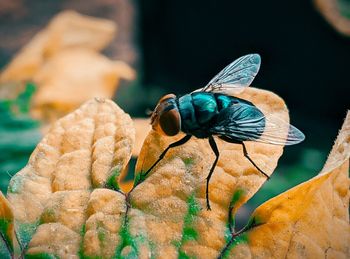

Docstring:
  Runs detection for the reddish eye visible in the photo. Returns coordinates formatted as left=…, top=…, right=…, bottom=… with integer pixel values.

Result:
left=159, top=109, right=181, bottom=136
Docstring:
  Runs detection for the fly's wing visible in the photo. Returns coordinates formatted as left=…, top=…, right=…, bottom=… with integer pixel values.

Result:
left=210, top=104, right=305, bottom=146
left=255, top=114, right=305, bottom=145
left=193, top=54, right=261, bottom=94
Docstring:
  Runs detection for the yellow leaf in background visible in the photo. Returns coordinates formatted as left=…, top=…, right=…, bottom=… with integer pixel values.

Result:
left=31, top=48, right=134, bottom=121
left=0, top=10, right=135, bottom=123
left=226, top=111, right=350, bottom=258
left=43, top=10, right=117, bottom=56
left=314, top=0, right=350, bottom=37
left=0, top=10, right=116, bottom=83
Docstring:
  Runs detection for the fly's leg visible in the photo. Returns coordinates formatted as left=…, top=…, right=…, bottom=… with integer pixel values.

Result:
left=219, top=136, right=270, bottom=179
left=206, top=136, right=220, bottom=210
left=142, top=135, right=192, bottom=178
left=241, top=142, right=270, bottom=179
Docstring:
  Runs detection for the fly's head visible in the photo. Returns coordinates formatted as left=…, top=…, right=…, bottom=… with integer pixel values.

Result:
left=151, top=94, right=181, bottom=136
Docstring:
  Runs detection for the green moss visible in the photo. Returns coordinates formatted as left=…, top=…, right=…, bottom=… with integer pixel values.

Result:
left=80, top=224, right=86, bottom=237
left=183, top=157, right=194, bottom=166
left=221, top=214, right=262, bottom=258
left=25, top=252, right=59, bottom=259
left=0, top=219, right=13, bottom=258
left=133, top=172, right=147, bottom=187
left=0, top=219, right=13, bottom=252
left=114, top=222, right=138, bottom=259
left=114, top=219, right=155, bottom=259
left=78, top=224, right=92, bottom=259
left=7, top=174, right=24, bottom=194
left=16, top=221, right=39, bottom=250
left=182, top=227, right=198, bottom=242
left=222, top=233, right=248, bottom=259
left=97, top=228, right=106, bottom=242
left=105, top=168, right=120, bottom=191
left=16, top=82, right=36, bottom=114
left=178, top=250, right=192, bottom=259
left=1, top=82, right=41, bottom=193
left=228, top=189, right=245, bottom=230
left=230, top=189, right=244, bottom=207
left=40, top=208, right=56, bottom=224
left=219, top=189, right=260, bottom=258
left=0, top=242, right=11, bottom=259
left=175, top=193, right=201, bottom=258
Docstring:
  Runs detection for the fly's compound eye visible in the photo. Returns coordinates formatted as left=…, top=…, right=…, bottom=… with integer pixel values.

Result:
left=159, top=109, right=181, bottom=136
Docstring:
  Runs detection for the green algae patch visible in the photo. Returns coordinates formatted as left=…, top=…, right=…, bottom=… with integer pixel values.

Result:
left=230, top=189, right=245, bottom=208
left=227, top=189, right=245, bottom=232
left=0, top=82, right=40, bottom=194
left=0, top=219, right=13, bottom=252
left=183, top=157, right=194, bottom=167
left=114, top=222, right=138, bottom=258
left=97, top=227, right=107, bottom=242
left=221, top=233, right=249, bottom=259
left=15, top=82, right=36, bottom=114
left=0, top=192, right=14, bottom=258
left=0, top=243, right=11, bottom=259
left=133, top=172, right=147, bottom=187
left=220, top=213, right=263, bottom=258
left=105, top=168, right=121, bottom=191
left=0, top=219, right=13, bottom=258
left=7, top=174, right=25, bottom=194
left=25, top=252, right=59, bottom=259
left=78, top=224, right=89, bottom=259
left=16, top=221, right=39, bottom=250
left=178, top=250, right=193, bottom=259
left=174, top=193, right=201, bottom=257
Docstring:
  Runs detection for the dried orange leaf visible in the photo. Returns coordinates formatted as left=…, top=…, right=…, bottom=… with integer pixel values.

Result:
left=0, top=10, right=116, bottom=83
left=226, top=111, right=350, bottom=258
left=131, top=87, right=290, bottom=257
left=0, top=11, right=136, bottom=123
left=6, top=98, right=134, bottom=257
left=7, top=90, right=345, bottom=258
left=31, top=49, right=133, bottom=121
left=132, top=118, right=151, bottom=157
left=43, top=10, right=116, bottom=56
left=314, top=0, right=350, bottom=37
left=0, top=192, right=15, bottom=258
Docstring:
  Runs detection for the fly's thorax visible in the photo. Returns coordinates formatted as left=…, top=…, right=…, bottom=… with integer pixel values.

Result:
left=178, top=94, right=198, bottom=132
left=151, top=94, right=181, bottom=136
left=178, top=93, right=219, bottom=138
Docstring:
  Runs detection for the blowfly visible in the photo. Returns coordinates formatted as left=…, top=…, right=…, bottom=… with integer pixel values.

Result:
left=145, top=54, right=305, bottom=210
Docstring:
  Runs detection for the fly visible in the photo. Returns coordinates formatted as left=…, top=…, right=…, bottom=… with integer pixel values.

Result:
left=144, top=54, right=305, bottom=210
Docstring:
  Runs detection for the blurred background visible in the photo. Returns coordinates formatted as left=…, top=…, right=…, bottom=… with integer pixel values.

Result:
left=0, top=0, right=349, bottom=224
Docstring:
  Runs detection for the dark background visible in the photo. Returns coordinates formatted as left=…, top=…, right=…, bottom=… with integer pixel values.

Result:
left=138, top=0, right=349, bottom=151
left=135, top=0, right=350, bottom=223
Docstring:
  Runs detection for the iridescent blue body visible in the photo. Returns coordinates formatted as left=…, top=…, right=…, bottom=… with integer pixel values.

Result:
left=146, top=54, right=305, bottom=210
left=177, top=92, right=266, bottom=140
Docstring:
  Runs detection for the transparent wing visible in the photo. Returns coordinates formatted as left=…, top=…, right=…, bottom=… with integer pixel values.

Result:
left=254, top=115, right=305, bottom=145
left=193, top=53, right=261, bottom=94
left=210, top=104, right=305, bottom=146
